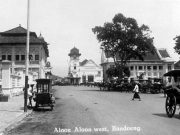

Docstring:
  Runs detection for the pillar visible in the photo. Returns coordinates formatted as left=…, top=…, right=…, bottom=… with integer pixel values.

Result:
left=2, top=60, right=12, bottom=96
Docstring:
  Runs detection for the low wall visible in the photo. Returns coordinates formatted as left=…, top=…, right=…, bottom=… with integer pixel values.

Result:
left=2, top=87, right=23, bottom=97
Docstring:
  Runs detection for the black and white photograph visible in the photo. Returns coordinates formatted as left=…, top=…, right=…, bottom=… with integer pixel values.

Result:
left=0, top=0, right=180, bottom=135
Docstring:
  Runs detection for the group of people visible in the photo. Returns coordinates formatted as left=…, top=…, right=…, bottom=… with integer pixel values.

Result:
left=132, top=76, right=180, bottom=101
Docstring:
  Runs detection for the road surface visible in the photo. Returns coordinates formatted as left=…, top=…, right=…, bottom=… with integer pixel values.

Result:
left=4, top=86, right=180, bottom=135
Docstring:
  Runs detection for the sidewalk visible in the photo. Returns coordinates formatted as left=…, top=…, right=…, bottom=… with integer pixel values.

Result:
left=0, top=94, right=32, bottom=134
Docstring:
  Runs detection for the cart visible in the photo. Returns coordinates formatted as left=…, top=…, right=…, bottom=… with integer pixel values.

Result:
left=34, top=79, right=54, bottom=110
left=164, top=70, right=180, bottom=117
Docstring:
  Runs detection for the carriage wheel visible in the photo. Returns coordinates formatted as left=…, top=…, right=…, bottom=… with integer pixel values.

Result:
left=165, top=94, right=176, bottom=118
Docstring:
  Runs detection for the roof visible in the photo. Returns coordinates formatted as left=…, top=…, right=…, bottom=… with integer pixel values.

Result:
left=130, top=50, right=161, bottom=61
left=79, top=59, right=88, bottom=66
left=79, top=59, right=100, bottom=67
left=0, top=25, right=49, bottom=57
left=0, top=25, right=37, bottom=37
left=105, top=49, right=162, bottom=62
left=0, top=36, right=47, bottom=44
left=68, top=47, right=81, bottom=57
left=158, top=49, right=170, bottom=58
left=3, top=25, right=27, bottom=33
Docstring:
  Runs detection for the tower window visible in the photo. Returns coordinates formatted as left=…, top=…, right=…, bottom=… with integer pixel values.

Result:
left=74, top=66, right=76, bottom=70
left=16, top=55, right=20, bottom=61
left=8, top=55, right=12, bottom=61
left=21, top=55, right=25, bottom=61
left=35, top=55, right=39, bottom=61
left=2, top=55, right=6, bottom=60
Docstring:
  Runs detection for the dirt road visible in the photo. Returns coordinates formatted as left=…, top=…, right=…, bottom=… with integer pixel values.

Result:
left=5, top=86, right=180, bottom=135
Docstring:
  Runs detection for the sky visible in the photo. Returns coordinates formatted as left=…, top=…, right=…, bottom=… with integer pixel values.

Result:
left=0, top=0, right=180, bottom=77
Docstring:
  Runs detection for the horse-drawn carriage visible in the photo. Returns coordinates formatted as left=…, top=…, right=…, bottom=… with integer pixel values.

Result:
left=33, top=79, right=55, bottom=110
left=164, top=70, right=180, bottom=117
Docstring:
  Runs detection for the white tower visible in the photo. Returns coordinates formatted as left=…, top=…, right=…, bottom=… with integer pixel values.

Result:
left=68, top=47, right=81, bottom=84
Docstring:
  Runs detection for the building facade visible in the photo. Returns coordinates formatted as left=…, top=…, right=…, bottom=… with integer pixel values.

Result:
left=0, top=25, right=50, bottom=96
left=101, top=48, right=175, bottom=81
left=68, top=47, right=102, bottom=84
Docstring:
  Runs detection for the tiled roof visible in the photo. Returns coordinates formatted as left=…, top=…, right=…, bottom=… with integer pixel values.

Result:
left=105, top=49, right=161, bottom=62
left=158, top=49, right=170, bottom=58
left=68, top=47, right=81, bottom=56
left=2, top=25, right=28, bottom=34
left=0, top=25, right=49, bottom=57
left=0, top=25, right=37, bottom=36
left=130, top=50, right=161, bottom=61
left=0, top=26, right=46, bottom=44
left=0, top=35, right=47, bottom=44
left=80, top=59, right=100, bottom=67
left=79, top=59, right=88, bottom=66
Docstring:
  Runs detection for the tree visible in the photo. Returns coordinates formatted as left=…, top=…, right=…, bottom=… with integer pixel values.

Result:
left=106, top=66, right=130, bottom=81
left=106, top=66, right=118, bottom=78
left=174, top=35, right=180, bottom=54
left=92, top=13, right=155, bottom=79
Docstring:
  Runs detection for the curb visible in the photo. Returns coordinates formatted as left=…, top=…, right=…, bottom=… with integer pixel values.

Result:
left=0, top=110, right=33, bottom=135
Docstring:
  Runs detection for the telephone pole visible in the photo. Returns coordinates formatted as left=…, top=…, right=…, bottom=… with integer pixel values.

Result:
left=24, top=0, right=30, bottom=112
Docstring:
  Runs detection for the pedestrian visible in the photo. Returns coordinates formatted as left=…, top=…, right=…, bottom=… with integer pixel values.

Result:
left=171, top=77, right=180, bottom=92
left=164, top=77, right=171, bottom=97
left=132, top=82, right=141, bottom=101
left=27, top=84, right=33, bottom=108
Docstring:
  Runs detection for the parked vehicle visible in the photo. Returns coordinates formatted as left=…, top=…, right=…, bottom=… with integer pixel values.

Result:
left=33, top=79, right=55, bottom=110
left=164, top=70, right=180, bottom=117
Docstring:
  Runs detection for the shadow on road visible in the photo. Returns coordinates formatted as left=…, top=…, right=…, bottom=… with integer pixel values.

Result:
left=153, top=113, right=180, bottom=120
left=33, top=107, right=53, bottom=112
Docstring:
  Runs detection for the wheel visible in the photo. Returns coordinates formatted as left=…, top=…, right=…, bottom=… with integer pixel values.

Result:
left=165, top=94, right=176, bottom=118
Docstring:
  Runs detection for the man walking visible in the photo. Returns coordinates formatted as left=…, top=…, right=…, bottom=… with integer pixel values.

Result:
left=132, top=82, right=141, bottom=101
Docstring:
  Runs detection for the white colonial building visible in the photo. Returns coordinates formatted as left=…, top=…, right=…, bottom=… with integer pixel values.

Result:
left=101, top=47, right=175, bottom=81
left=68, top=47, right=102, bottom=84
left=0, top=25, right=50, bottom=96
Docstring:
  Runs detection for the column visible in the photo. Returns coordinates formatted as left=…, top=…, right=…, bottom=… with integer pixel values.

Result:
left=2, top=60, right=12, bottom=97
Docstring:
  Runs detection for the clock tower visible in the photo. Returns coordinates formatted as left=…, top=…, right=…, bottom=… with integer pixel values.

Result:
left=68, top=47, right=81, bottom=84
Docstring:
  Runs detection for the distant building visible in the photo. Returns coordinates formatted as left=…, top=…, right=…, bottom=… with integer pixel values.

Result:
left=67, top=47, right=102, bottom=84
left=101, top=48, right=175, bottom=81
left=0, top=25, right=50, bottom=96
left=174, top=60, right=180, bottom=69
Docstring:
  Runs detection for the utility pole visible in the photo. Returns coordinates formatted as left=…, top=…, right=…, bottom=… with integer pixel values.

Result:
left=24, top=0, right=30, bottom=112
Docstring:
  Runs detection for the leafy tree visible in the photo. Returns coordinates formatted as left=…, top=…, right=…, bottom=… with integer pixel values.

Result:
left=92, top=13, right=155, bottom=79
left=174, top=35, right=180, bottom=54
left=106, top=66, right=118, bottom=78
left=106, top=66, right=130, bottom=78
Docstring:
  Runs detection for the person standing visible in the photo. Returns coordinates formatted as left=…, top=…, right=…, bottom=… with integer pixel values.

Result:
left=27, top=84, right=33, bottom=108
left=164, top=77, right=172, bottom=97
left=171, top=77, right=180, bottom=92
left=132, top=82, right=141, bottom=101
